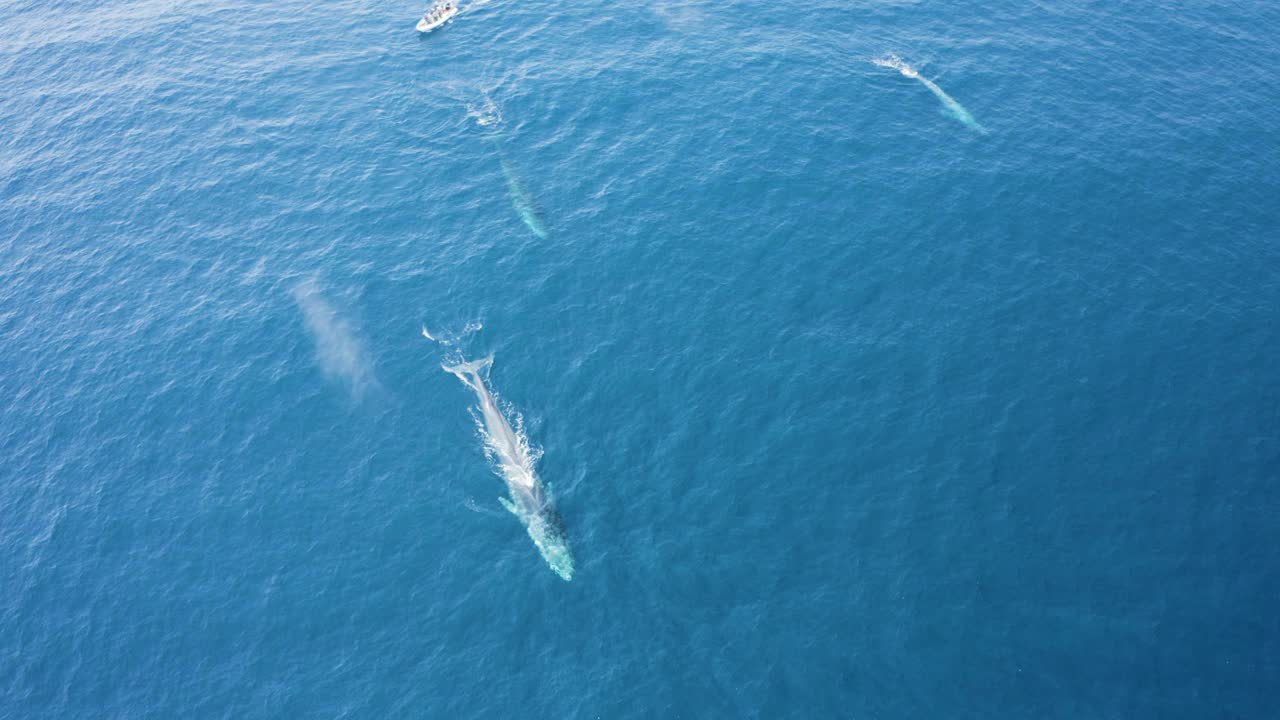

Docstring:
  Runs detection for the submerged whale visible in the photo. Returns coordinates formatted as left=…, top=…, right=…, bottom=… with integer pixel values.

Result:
left=491, top=138, right=549, bottom=238
left=873, top=54, right=988, bottom=134
left=500, top=156, right=549, bottom=238
left=444, top=355, right=574, bottom=581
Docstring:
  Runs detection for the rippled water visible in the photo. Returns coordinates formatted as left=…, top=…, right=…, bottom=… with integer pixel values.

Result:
left=3, top=0, right=1278, bottom=717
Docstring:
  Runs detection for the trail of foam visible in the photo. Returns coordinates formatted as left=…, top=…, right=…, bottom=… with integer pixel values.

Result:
left=873, top=54, right=988, bottom=134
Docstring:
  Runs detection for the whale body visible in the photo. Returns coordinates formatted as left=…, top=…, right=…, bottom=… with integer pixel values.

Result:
left=873, top=54, right=988, bottom=134
left=444, top=356, right=574, bottom=580
left=498, top=155, right=550, bottom=238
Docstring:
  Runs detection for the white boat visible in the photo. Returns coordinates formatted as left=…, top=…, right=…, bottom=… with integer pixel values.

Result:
left=416, top=1, right=457, bottom=32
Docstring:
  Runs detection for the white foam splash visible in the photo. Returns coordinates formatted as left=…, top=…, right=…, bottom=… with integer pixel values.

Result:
left=292, top=281, right=379, bottom=400
left=873, top=54, right=988, bottom=134
left=421, top=321, right=483, bottom=346
left=871, top=52, right=919, bottom=78
left=465, top=96, right=502, bottom=128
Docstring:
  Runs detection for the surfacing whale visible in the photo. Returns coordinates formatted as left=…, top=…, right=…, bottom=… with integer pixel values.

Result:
left=873, top=54, right=988, bottom=134
left=444, top=355, right=574, bottom=581
left=491, top=137, right=549, bottom=238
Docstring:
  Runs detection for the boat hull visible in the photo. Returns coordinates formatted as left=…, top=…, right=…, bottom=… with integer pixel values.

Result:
left=416, top=8, right=457, bottom=32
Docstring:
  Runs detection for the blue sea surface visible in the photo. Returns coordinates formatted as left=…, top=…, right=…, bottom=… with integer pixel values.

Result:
left=2, top=0, right=1279, bottom=717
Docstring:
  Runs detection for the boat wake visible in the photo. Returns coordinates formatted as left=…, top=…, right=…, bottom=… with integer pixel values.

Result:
left=460, top=0, right=495, bottom=13
left=436, top=348, right=574, bottom=581
left=873, top=54, right=988, bottom=134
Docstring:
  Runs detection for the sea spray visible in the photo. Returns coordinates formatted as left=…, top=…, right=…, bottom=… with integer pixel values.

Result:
left=873, top=54, right=988, bottom=134
left=292, top=281, right=379, bottom=400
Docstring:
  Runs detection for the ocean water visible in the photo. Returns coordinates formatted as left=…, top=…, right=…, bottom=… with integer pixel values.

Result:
left=2, top=0, right=1279, bottom=717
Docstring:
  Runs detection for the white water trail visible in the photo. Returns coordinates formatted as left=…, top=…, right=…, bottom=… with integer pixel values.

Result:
left=292, top=281, right=379, bottom=400
left=873, top=54, right=988, bottom=134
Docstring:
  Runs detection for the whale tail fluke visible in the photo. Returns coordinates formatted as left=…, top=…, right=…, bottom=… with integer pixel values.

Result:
left=442, top=355, right=494, bottom=392
left=443, top=354, right=493, bottom=375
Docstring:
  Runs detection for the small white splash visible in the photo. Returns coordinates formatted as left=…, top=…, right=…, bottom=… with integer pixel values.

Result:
left=420, top=320, right=483, bottom=346
left=292, top=281, right=379, bottom=400
left=871, top=53, right=919, bottom=78
left=466, top=96, right=502, bottom=128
